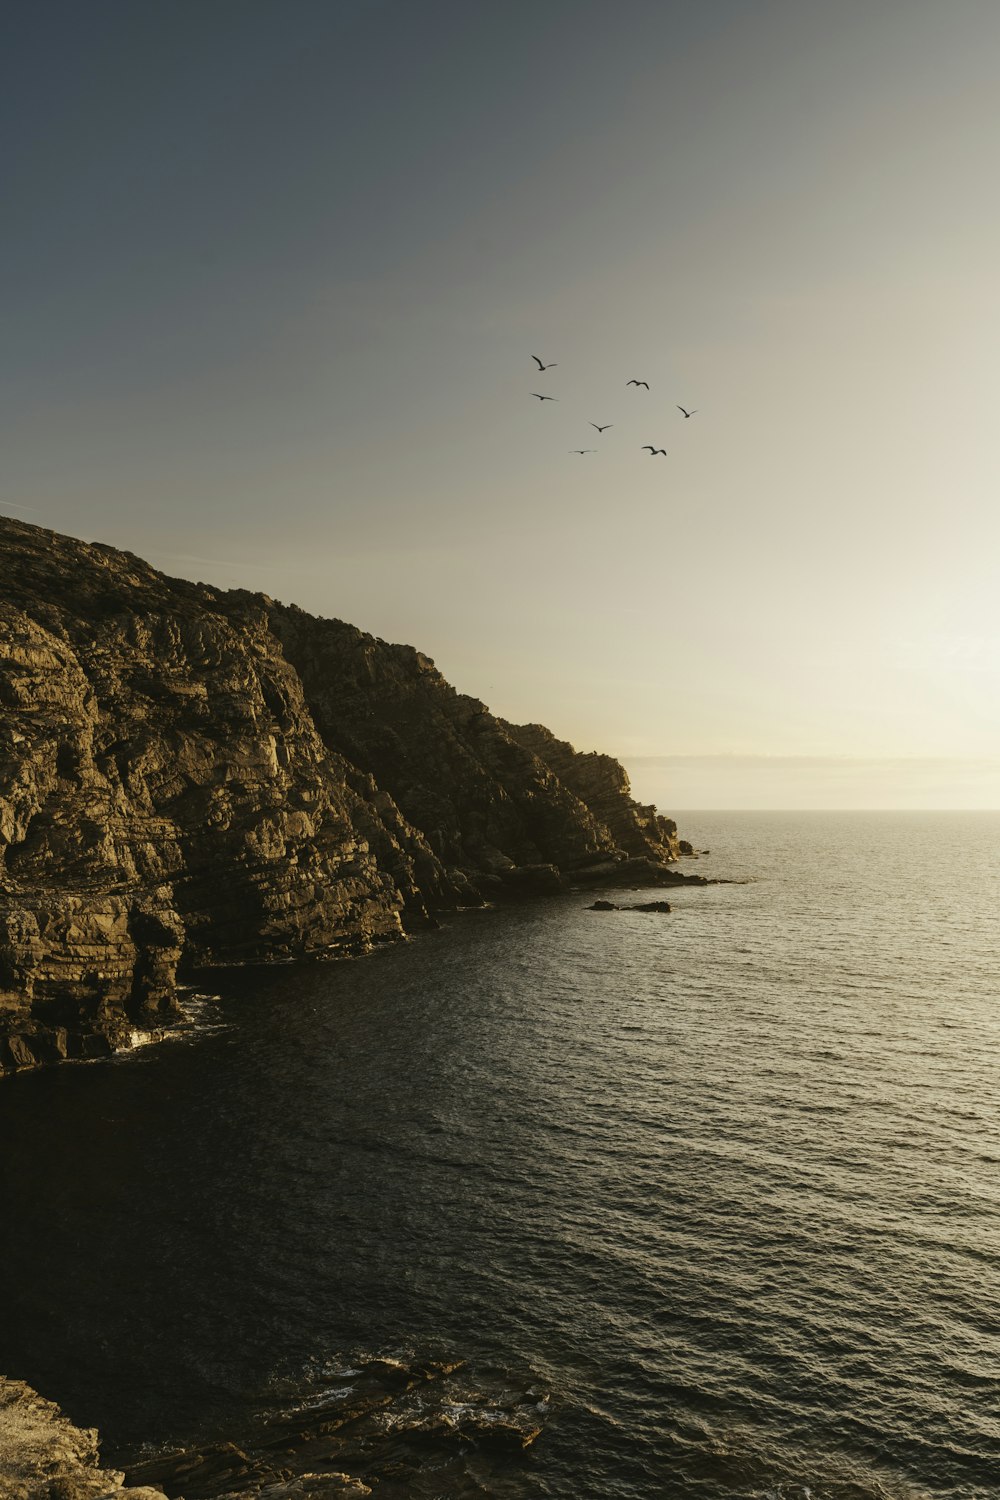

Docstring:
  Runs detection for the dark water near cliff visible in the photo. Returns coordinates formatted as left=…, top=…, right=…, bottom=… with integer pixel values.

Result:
left=2, top=812, right=999, bottom=1498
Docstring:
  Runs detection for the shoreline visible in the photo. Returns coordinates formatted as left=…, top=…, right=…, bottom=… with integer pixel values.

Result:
left=1, top=861, right=724, bottom=1080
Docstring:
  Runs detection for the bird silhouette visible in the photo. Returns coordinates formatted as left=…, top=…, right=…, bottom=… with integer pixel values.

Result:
left=589, top=423, right=613, bottom=433
left=677, top=405, right=698, bottom=418
left=627, top=380, right=650, bottom=389
left=532, top=356, right=558, bottom=371
left=641, top=446, right=667, bottom=456
left=571, top=449, right=596, bottom=455
left=531, top=393, right=559, bottom=401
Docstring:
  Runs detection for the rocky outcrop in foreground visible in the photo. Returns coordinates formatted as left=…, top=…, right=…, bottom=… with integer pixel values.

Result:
left=1, top=517, right=707, bottom=1071
left=0, top=1378, right=165, bottom=1499
left=1, top=1357, right=547, bottom=1499
left=124, top=1354, right=547, bottom=1497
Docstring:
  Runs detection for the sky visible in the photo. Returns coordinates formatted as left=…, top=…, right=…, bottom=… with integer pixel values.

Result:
left=2, top=0, right=999, bottom=808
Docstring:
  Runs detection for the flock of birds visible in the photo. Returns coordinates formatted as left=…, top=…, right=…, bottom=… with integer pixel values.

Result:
left=529, top=354, right=698, bottom=458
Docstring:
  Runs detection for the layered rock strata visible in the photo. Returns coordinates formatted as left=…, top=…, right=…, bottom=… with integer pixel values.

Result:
left=1, top=518, right=696, bottom=1071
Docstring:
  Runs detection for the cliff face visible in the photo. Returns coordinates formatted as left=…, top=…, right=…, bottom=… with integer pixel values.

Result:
left=268, top=606, right=617, bottom=874
left=1, top=518, right=688, bottom=1071
left=501, top=721, right=680, bottom=863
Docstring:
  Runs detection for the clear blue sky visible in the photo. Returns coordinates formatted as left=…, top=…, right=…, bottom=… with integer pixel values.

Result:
left=3, top=1, right=999, bottom=806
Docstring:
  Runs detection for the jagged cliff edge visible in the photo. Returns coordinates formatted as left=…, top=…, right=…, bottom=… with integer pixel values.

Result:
left=1, top=518, right=704, bottom=1072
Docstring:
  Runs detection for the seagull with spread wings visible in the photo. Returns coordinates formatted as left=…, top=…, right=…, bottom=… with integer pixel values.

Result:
left=677, top=405, right=698, bottom=418
left=589, top=423, right=613, bottom=433
left=641, top=445, right=667, bottom=456
left=571, top=449, right=596, bottom=455
left=532, top=355, right=558, bottom=371
left=627, top=380, right=650, bottom=389
left=531, top=393, right=559, bottom=401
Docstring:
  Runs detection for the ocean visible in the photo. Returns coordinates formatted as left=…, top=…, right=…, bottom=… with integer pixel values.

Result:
left=1, top=811, right=997, bottom=1498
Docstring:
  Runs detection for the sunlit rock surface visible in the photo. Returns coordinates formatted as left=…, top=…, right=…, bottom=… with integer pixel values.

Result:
left=0, top=1377, right=166, bottom=1499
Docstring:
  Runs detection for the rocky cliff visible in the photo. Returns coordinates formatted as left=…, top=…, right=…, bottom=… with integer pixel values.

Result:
left=1, top=517, right=692, bottom=1072
left=501, top=720, right=680, bottom=862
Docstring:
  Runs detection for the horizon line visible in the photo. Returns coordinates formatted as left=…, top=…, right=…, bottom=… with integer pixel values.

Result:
left=659, top=806, right=1000, bottom=813
left=628, top=754, right=1000, bottom=766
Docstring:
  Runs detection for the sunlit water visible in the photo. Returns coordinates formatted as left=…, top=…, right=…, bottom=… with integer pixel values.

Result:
left=1, top=812, right=998, bottom=1498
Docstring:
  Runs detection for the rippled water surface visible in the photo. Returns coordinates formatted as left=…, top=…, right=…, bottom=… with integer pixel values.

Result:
left=2, top=812, right=998, bottom=1498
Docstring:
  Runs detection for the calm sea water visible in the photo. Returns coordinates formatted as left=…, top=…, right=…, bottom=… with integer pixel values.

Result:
left=1, top=812, right=998, bottom=1499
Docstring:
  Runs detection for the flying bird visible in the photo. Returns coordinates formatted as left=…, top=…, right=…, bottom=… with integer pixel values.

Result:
left=532, top=356, right=558, bottom=371
left=571, top=449, right=596, bottom=455
left=627, top=380, right=650, bottom=389
left=677, top=406, right=698, bottom=418
left=531, top=393, right=559, bottom=401
left=589, top=423, right=613, bottom=433
left=641, top=446, right=667, bottom=456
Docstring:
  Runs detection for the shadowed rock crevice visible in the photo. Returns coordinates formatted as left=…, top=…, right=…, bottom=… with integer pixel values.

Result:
left=1, top=518, right=697, bottom=1071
